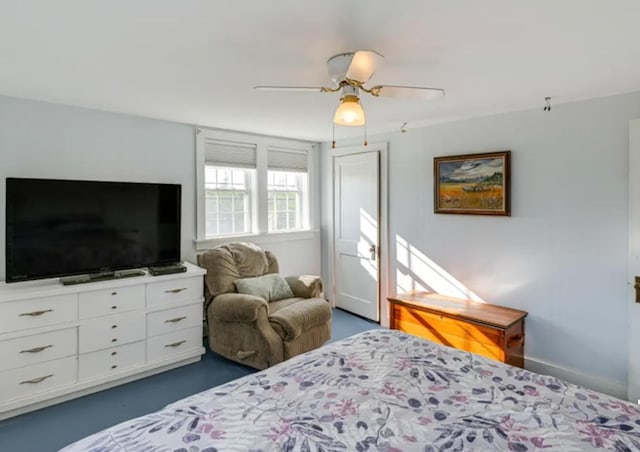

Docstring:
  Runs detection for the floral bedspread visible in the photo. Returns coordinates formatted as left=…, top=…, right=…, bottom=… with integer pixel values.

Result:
left=61, top=329, right=640, bottom=451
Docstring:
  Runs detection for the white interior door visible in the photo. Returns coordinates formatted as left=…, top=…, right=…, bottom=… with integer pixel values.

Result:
left=629, top=119, right=640, bottom=403
left=333, top=151, right=380, bottom=321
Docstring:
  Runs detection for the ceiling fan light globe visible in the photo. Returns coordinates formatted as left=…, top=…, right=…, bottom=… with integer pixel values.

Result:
left=333, top=95, right=365, bottom=126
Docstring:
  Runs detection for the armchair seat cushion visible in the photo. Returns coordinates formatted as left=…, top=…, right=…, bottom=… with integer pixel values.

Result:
left=268, top=298, right=331, bottom=342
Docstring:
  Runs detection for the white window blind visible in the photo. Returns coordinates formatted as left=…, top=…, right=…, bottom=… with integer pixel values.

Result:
left=205, top=139, right=257, bottom=168
left=267, top=147, right=308, bottom=172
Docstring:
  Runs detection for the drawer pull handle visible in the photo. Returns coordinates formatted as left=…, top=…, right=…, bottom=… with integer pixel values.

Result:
left=111, top=365, right=118, bottom=369
left=111, top=325, right=118, bottom=329
left=111, top=351, right=117, bottom=356
left=111, top=292, right=118, bottom=296
left=20, top=374, right=53, bottom=384
left=111, top=338, right=118, bottom=343
left=165, top=316, right=187, bottom=324
left=20, top=345, right=53, bottom=354
left=111, top=306, right=118, bottom=310
left=19, top=309, right=53, bottom=317
left=507, top=334, right=524, bottom=349
left=165, top=288, right=187, bottom=294
left=165, top=340, right=186, bottom=348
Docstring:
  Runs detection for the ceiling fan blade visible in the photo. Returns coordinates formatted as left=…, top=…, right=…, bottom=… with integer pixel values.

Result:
left=344, top=50, right=384, bottom=84
left=254, top=86, right=328, bottom=92
left=372, top=85, right=446, bottom=99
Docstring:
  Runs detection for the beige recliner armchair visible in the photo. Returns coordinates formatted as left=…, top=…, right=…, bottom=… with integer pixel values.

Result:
left=197, top=242, right=332, bottom=369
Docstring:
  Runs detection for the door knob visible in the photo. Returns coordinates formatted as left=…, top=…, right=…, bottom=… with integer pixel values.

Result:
left=369, top=244, right=376, bottom=260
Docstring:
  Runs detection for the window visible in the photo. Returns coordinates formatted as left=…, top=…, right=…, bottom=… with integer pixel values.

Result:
left=196, top=129, right=314, bottom=243
left=199, top=136, right=257, bottom=238
left=205, top=166, right=253, bottom=236
left=267, top=146, right=309, bottom=232
left=268, top=170, right=308, bottom=232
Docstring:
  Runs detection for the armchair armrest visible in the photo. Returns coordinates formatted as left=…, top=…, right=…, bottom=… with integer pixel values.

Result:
left=208, top=293, right=268, bottom=323
left=285, top=275, right=323, bottom=299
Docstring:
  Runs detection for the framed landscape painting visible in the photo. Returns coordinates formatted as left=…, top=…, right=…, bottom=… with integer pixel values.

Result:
left=434, top=150, right=511, bottom=216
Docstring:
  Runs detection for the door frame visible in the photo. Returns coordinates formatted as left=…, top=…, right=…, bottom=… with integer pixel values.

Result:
left=328, top=142, right=390, bottom=326
left=629, top=118, right=640, bottom=403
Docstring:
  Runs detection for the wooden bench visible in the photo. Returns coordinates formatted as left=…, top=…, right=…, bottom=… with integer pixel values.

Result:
left=388, top=292, right=528, bottom=368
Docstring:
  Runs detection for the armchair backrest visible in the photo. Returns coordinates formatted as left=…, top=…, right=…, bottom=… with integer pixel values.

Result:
left=198, top=242, right=279, bottom=307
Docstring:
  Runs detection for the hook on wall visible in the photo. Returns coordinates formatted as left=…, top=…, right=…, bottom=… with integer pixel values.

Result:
left=543, top=97, right=552, bottom=112
left=400, top=122, right=408, bottom=133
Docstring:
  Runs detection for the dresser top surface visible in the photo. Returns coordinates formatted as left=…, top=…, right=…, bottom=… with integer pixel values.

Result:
left=388, top=291, right=527, bottom=329
left=0, top=262, right=206, bottom=302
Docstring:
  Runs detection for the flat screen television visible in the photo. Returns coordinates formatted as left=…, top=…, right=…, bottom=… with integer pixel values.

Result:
left=5, top=178, right=181, bottom=283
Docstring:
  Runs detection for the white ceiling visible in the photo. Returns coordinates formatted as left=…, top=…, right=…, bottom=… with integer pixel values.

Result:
left=2, top=1, right=640, bottom=142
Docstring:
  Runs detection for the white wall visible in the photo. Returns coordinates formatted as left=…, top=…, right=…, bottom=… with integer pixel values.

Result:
left=0, top=95, right=320, bottom=281
left=321, top=91, right=640, bottom=398
left=197, top=232, right=321, bottom=278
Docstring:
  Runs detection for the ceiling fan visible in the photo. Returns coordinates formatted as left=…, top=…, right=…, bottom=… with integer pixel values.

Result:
left=254, top=50, right=446, bottom=128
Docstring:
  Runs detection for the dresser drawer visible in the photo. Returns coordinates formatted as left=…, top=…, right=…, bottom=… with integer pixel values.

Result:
left=0, top=328, right=77, bottom=372
left=0, top=356, right=77, bottom=404
left=79, top=341, right=145, bottom=381
left=0, top=294, right=77, bottom=333
left=147, top=326, right=202, bottom=363
left=79, top=311, right=146, bottom=354
left=79, top=285, right=145, bottom=319
left=146, top=277, right=202, bottom=307
left=147, top=303, right=202, bottom=337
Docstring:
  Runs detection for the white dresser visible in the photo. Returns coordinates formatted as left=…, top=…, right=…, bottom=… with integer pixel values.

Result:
left=0, top=262, right=206, bottom=420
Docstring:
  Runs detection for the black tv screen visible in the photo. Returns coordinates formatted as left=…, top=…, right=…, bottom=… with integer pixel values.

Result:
left=5, top=178, right=181, bottom=283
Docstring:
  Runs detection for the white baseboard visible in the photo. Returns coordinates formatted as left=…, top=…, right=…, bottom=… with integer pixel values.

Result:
left=525, top=356, right=627, bottom=400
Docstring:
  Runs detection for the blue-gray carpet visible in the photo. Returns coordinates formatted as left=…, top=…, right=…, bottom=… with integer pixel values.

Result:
left=0, top=308, right=379, bottom=452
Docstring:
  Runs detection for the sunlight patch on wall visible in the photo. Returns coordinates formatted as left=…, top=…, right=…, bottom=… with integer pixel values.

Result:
left=396, top=234, right=485, bottom=302
left=358, top=208, right=377, bottom=280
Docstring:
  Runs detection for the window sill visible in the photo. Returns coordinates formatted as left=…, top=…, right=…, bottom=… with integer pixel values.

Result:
left=194, top=229, right=319, bottom=251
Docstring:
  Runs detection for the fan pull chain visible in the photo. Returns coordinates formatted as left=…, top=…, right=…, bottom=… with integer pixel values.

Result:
left=332, top=122, right=336, bottom=149
left=363, top=110, right=368, bottom=146
left=364, top=122, right=368, bottom=147
left=331, top=116, right=367, bottom=148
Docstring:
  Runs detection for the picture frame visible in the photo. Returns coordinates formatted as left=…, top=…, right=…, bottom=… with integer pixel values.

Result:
left=434, top=150, right=511, bottom=216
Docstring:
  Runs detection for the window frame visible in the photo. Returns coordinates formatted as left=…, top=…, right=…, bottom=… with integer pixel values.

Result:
left=267, top=170, right=310, bottom=233
left=204, top=165, right=255, bottom=237
left=195, top=128, right=317, bottom=248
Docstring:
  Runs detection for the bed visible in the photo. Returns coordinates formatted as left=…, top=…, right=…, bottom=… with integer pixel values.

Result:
left=61, top=329, right=640, bottom=451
